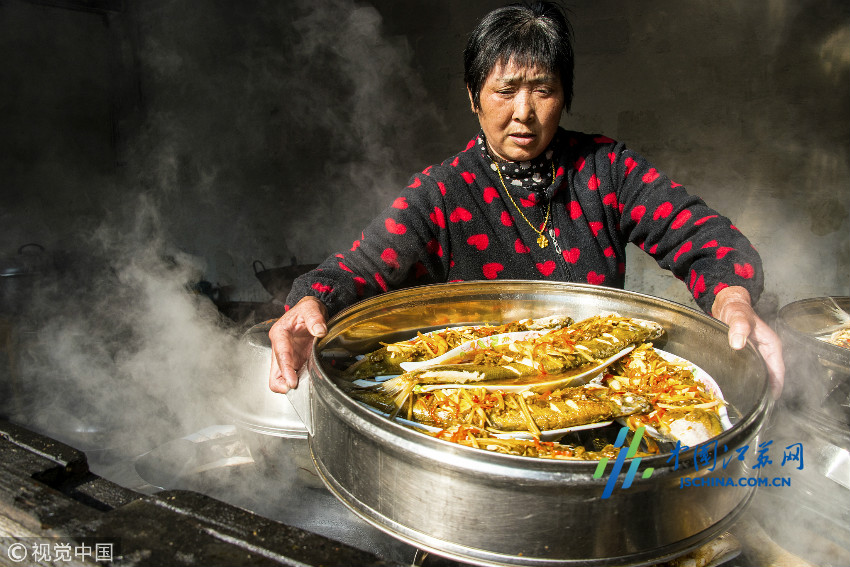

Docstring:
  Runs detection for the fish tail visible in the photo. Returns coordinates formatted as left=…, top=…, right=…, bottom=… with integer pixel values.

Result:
left=380, top=372, right=413, bottom=396
left=388, top=383, right=416, bottom=414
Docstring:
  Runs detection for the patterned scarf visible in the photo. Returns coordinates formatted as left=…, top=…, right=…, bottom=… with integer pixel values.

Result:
left=477, top=132, right=558, bottom=192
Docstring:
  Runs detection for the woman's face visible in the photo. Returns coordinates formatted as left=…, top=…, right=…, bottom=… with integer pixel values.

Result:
left=469, top=59, right=565, bottom=163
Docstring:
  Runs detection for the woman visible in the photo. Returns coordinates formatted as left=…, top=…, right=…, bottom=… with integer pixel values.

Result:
left=269, top=1, right=783, bottom=395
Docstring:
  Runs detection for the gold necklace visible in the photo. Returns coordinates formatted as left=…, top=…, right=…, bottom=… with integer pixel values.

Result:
left=492, top=161, right=556, bottom=248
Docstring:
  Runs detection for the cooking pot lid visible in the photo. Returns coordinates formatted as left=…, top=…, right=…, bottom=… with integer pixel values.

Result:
left=778, top=296, right=849, bottom=334
left=217, top=322, right=308, bottom=439
left=220, top=399, right=308, bottom=438
left=776, top=296, right=849, bottom=426
left=777, top=296, right=850, bottom=359
left=0, top=243, right=50, bottom=277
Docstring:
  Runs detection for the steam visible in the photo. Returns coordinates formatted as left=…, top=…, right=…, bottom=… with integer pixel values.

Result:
left=13, top=197, right=240, bottom=455
left=122, top=0, right=445, bottom=289
left=6, top=0, right=445, bottom=461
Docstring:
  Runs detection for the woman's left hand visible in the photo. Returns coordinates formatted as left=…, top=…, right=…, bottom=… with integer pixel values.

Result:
left=712, top=286, right=784, bottom=398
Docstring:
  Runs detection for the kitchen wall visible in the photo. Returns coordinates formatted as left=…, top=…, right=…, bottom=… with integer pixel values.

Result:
left=1, top=0, right=848, bottom=312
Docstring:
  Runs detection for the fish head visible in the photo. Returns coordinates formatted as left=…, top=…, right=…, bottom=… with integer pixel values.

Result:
left=629, top=318, right=665, bottom=341
left=609, top=392, right=652, bottom=416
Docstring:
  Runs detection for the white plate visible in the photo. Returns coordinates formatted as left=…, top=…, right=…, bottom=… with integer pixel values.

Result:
left=617, top=349, right=732, bottom=443
left=399, top=330, right=550, bottom=371
left=415, top=345, right=635, bottom=393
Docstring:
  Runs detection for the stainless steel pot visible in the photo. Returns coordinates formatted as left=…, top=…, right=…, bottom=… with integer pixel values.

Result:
left=289, top=281, right=773, bottom=566
left=221, top=321, right=308, bottom=439
left=217, top=322, right=320, bottom=486
left=776, top=296, right=850, bottom=424
left=767, top=297, right=850, bottom=561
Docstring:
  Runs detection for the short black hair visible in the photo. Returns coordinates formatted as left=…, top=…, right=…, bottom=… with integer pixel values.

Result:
left=464, top=2, right=574, bottom=111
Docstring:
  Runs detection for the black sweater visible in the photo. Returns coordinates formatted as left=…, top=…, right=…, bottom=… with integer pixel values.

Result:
left=285, top=128, right=763, bottom=317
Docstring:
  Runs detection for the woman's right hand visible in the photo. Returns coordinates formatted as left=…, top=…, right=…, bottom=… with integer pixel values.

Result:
left=268, top=296, right=328, bottom=393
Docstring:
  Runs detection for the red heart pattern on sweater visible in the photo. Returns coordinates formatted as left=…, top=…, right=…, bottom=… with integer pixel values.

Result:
left=630, top=205, right=646, bottom=223
left=568, top=201, right=582, bottom=219
left=674, top=241, right=692, bottom=262
left=430, top=207, right=446, bottom=228
left=374, top=273, right=388, bottom=292
left=671, top=210, right=691, bottom=229
left=536, top=261, right=556, bottom=276
left=642, top=169, right=660, bottom=183
left=653, top=202, right=672, bottom=220
left=467, top=234, right=489, bottom=251
left=385, top=218, right=406, bottom=235
left=381, top=248, right=399, bottom=269
left=482, top=263, right=504, bottom=279
left=520, top=194, right=537, bottom=207
left=716, top=247, right=735, bottom=259
left=449, top=207, right=472, bottom=222
left=563, top=247, right=580, bottom=263
left=690, top=272, right=706, bottom=297
left=734, top=263, right=755, bottom=279
left=587, top=272, right=605, bottom=285
left=574, top=156, right=586, bottom=171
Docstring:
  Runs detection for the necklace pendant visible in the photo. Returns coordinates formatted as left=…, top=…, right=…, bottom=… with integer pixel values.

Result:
left=537, top=234, right=549, bottom=248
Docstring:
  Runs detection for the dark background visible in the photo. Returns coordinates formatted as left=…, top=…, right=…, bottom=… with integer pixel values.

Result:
left=1, top=0, right=848, bottom=309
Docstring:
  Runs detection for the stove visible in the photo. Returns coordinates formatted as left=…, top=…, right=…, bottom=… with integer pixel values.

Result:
left=0, top=418, right=441, bottom=567
left=4, top=412, right=846, bottom=567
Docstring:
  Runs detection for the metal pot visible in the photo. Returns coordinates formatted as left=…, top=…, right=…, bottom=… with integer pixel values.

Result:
left=253, top=258, right=319, bottom=301
left=0, top=243, right=52, bottom=316
left=288, top=281, right=773, bottom=566
left=776, top=296, right=850, bottom=424
left=220, top=320, right=309, bottom=439
left=216, top=321, right=320, bottom=485
left=768, top=297, right=850, bottom=561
